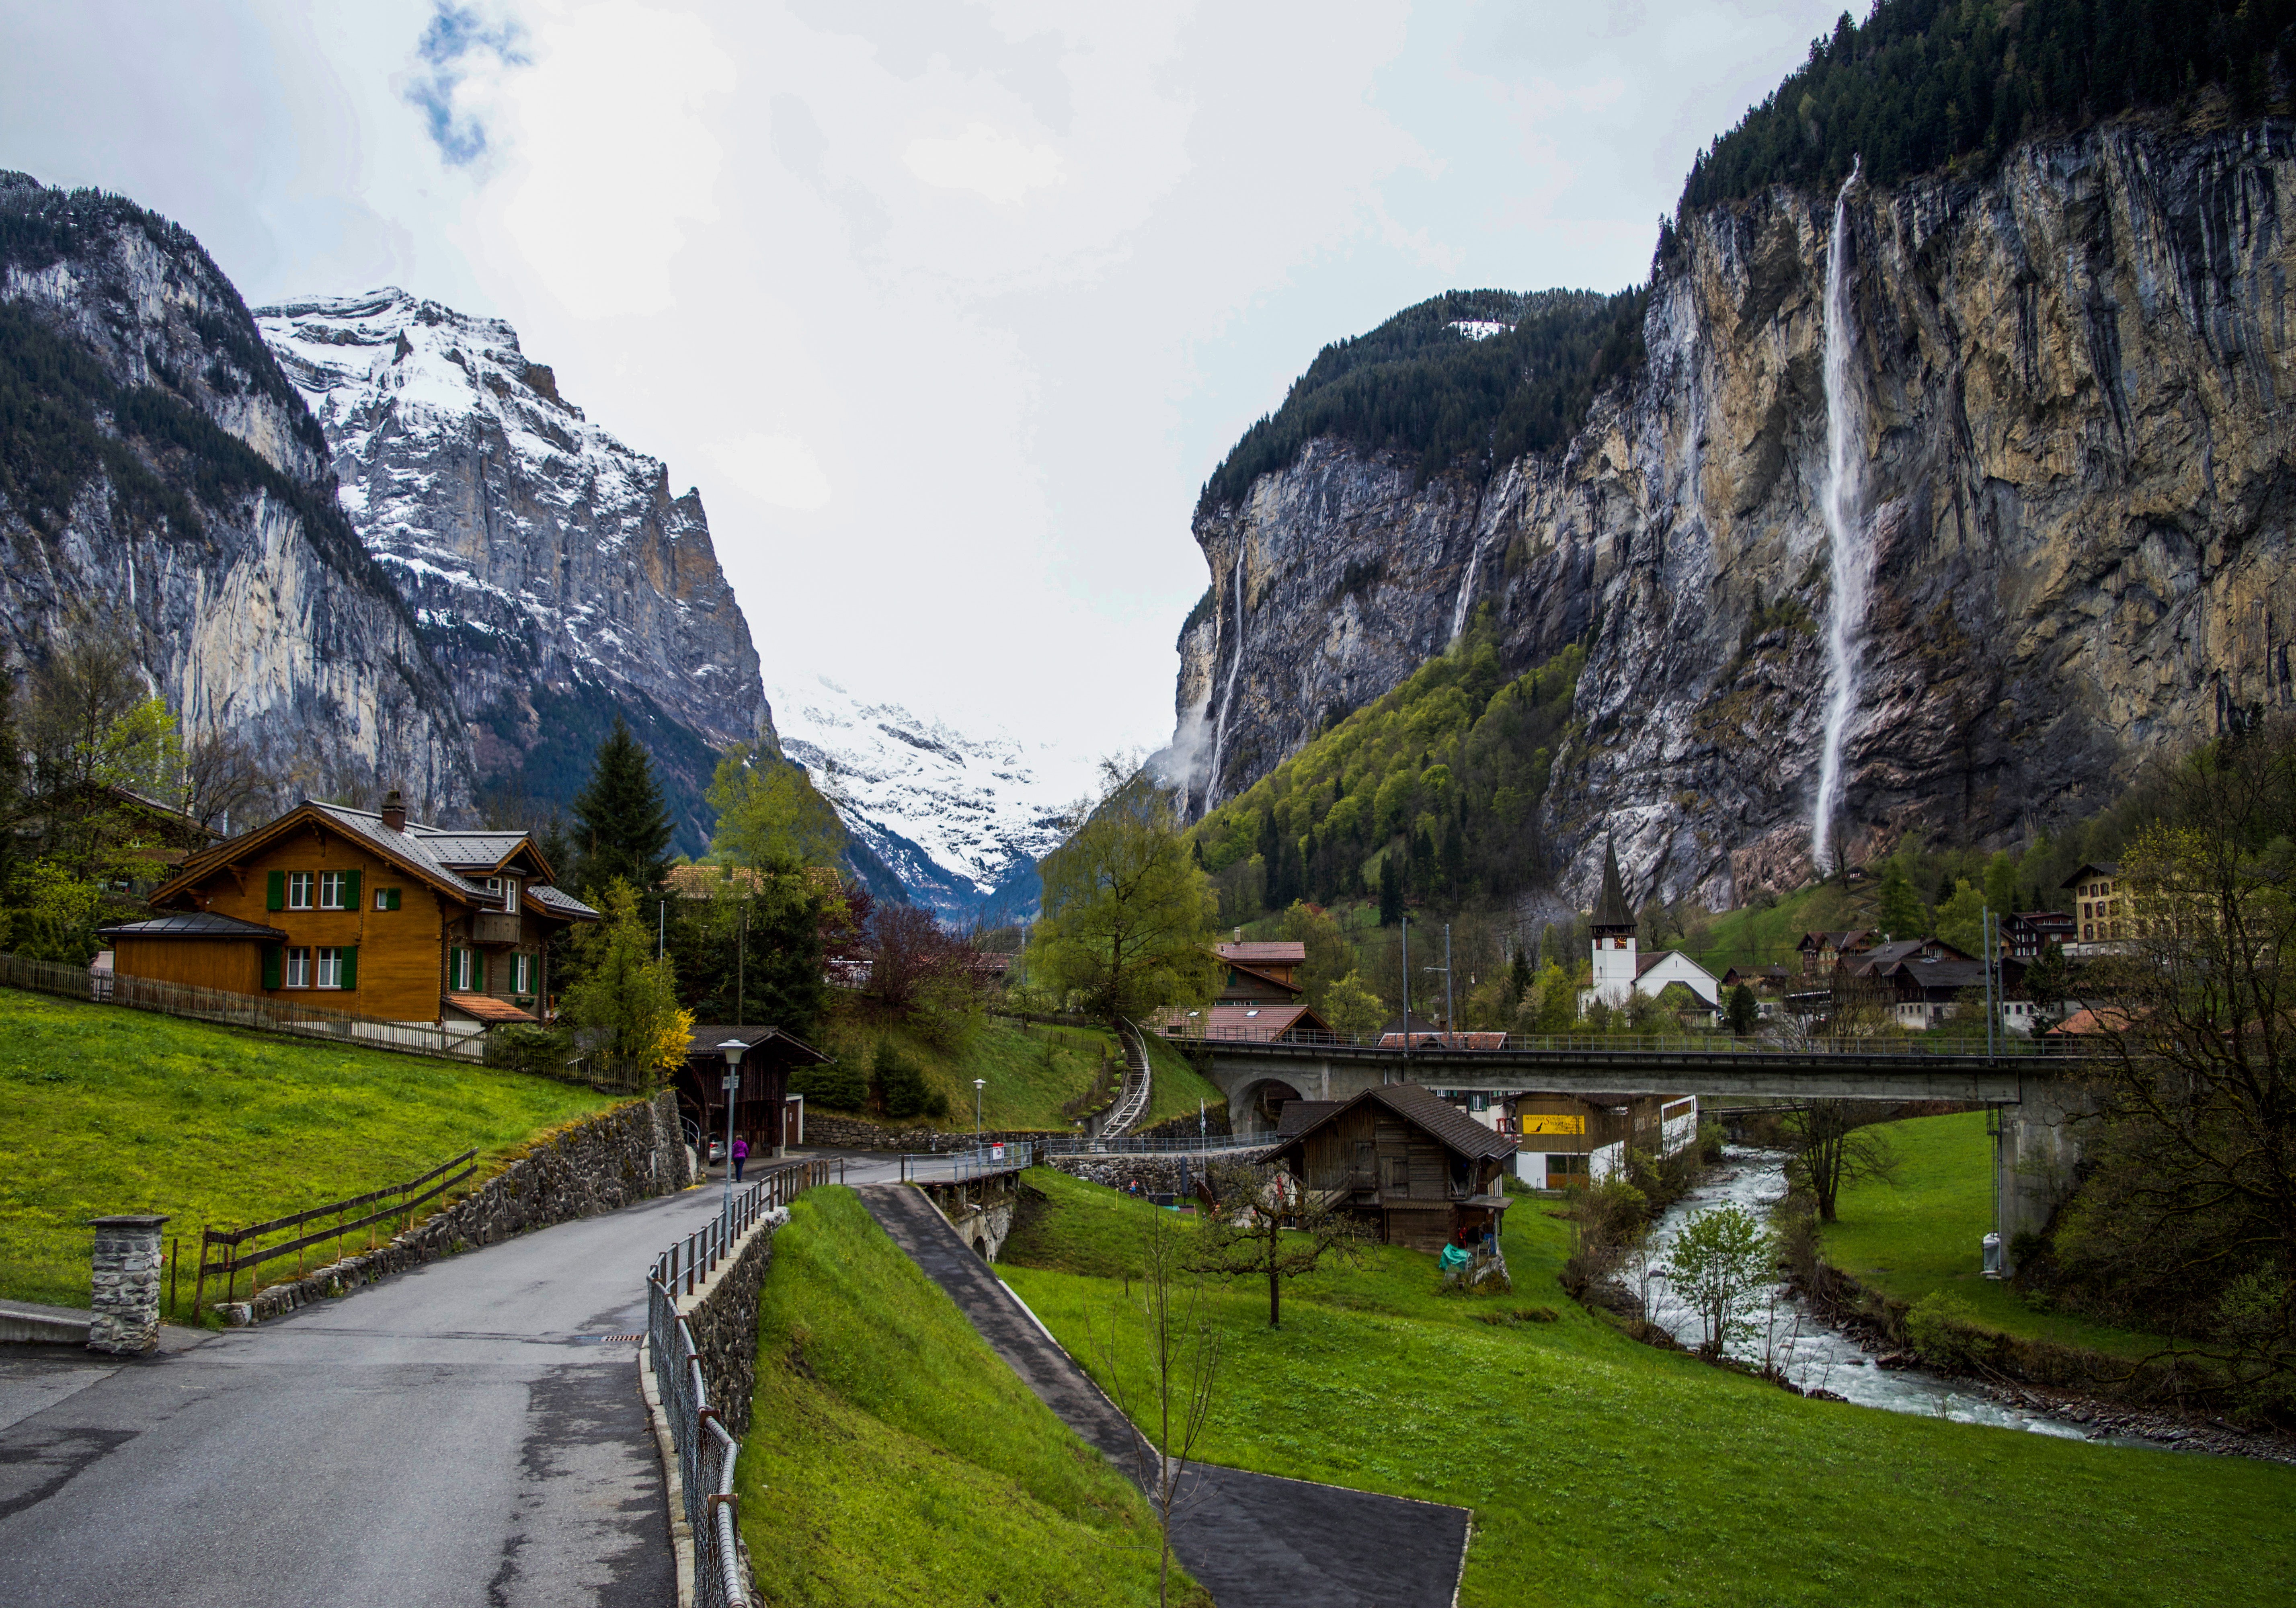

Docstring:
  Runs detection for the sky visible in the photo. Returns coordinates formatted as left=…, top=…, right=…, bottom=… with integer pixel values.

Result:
left=0, top=0, right=1847, bottom=786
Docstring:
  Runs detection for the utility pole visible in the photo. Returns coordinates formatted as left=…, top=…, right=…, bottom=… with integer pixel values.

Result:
left=1422, top=923, right=1453, bottom=1046
left=1399, top=917, right=1411, bottom=1069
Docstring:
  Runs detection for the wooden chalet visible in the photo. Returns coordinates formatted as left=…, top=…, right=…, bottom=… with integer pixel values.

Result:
left=107, top=790, right=598, bottom=1026
left=2001, top=911, right=2075, bottom=961
left=676, top=1024, right=830, bottom=1160
left=1264, top=1083, right=1518, bottom=1253
left=1796, top=929, right=1874, bottom=975
left=1166, top=935, right=1332, bottom=1040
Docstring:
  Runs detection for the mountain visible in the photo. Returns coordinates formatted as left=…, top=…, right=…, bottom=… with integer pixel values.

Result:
left=255, top=289, right=771, bottom=854
left=1175, top=8, right=2296, bottom=913
left=766, top=674, right=1082, bottom=922
left=0, top=174, right=471, bottom=814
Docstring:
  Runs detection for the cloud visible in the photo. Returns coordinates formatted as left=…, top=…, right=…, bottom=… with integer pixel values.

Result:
left=702, top=433, right=834, bottom=512
left=404, top=4, right=529, bottom=168
left=903, top=123, right=1064, bottom=205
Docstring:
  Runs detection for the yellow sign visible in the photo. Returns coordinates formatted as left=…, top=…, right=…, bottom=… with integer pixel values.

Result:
left=1517, top=1114, right=1585, bottom=1136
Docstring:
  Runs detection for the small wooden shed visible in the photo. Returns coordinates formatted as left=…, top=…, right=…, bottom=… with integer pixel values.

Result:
left=1263, top=1083, right=1518, bottom=1253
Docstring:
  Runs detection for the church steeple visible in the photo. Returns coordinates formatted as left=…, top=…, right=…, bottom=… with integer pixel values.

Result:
left=1590, top=837, right=1636, bottom=936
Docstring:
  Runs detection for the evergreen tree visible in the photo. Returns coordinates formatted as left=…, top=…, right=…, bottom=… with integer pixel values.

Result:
left=572, top=716, right=674, bottom=896
left=1875, top=857, right=1925, bottom=939
left=1508, top=944, right=1533, bottom=1009
left=1982, top=851, right=2019, bottom=918
left=1378, top=853, right=1403, bottom=927
left=1727, top=984, right=1760, bottom=1037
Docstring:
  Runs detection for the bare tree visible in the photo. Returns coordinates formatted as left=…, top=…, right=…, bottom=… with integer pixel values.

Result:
left=179, top=729, right=268, bottom=831
left=1188, top=1159, right=1362, bottom=1328
left=1781, top=1099, right=1900, bottom=1222
left=1086, top=1203, right=1219, bottom=1608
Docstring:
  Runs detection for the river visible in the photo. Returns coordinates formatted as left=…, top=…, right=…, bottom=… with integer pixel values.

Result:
left=1633, top=1149, right=2127, bottom=1442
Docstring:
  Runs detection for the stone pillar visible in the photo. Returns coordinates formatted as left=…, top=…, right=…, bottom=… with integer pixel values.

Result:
left=1994, top=1074, right=2098, bottom=1269
left=88, top=1214, right=170, bottom=1355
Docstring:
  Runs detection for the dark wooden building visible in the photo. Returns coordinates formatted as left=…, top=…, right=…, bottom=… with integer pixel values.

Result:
left=1264, top=1083, right=1518, bottom=1253
left=675, top=1025, right=830, bottom=1160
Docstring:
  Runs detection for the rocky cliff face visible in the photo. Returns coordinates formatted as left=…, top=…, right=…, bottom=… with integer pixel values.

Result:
left=1181, top=117, right=2296, bottom=909
left=0, top=174, right=471, bottom=813
left=257, top=290, right=772, bottom=851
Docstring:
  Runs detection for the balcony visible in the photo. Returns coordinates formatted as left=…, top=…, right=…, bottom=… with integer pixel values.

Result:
left=472, top=912, right=522, bottom=946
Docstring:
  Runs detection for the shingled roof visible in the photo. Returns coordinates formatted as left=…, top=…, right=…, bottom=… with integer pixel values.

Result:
left=1271, top=1082, right=1518, bottom=1165
left=1591, top=838, right=1635, bottom=933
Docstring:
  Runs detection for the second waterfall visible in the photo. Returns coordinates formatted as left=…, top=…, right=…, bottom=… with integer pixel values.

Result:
left=1810, top=161, right=1870, bottom=875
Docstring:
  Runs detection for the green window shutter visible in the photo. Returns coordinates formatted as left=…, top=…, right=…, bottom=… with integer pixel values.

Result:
left=262, top=945, right=281, bottom=990
left=340, top=947, right=358, bottom=990
left=384, top=887, right=402, bottom=911
left=344, top=870, right=362, bottom=909
left=448, top=947, right=462, bottom=990
left=267, top=870, right=285, bottom=911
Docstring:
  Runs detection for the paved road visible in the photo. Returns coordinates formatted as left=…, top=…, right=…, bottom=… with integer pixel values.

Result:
left=859, top=1184, right=1471, bottom=1608
left=0, top=1186, right=733, bottom=1608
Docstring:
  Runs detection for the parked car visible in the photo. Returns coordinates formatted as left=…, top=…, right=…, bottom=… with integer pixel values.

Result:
left=705, top=1137, right=724, bottom=1166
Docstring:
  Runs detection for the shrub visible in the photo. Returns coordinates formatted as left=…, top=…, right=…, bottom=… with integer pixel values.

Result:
left=870, top=1038, right=948, bottom=1123
left=792, top=1055, right=867, bottom=1112
left=484, top=1023, right=573, bottom=1080
left=1904, top=1291, right=2004, bottom=1372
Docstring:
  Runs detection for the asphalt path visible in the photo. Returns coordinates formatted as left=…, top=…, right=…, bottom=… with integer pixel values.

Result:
left=0, top=1184, right=736, bottom=1608
left=859, top=1184, right=1471, bottom=1608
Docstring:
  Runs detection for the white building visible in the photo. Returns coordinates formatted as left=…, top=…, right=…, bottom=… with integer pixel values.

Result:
left=1579, top=839, right=1723, bottom=1014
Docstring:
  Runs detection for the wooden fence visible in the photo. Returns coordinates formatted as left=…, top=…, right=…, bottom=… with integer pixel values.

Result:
left=0, top=949, right=494, bottom=1062
left=191, top=1149, right=480, bottom=1317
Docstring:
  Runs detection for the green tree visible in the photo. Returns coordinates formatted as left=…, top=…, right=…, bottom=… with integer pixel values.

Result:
left=1508, top=944, right=1532, bottom=1009
left=706, top=745, right=846, bottom=870
left=1320, top=970, right=1387, bottom=1041
left=0, top=669, right=22, bottom=895
left=1663, top=1202, right=1775, bottom=1358
left=10, top=859, right=106, bottom=964
left=871, top=1036, right=946, bottom=1122
left=1516, top=959, right=1578, bottom=1034
left=791, top=1053, right=867, bottom=1112
left=1726, top=983, right=1760, bottom=1037
left=561, top=880, right=692, bottom=1089
left=1377, top=852, right=1403, bottom=926
left=2023, top=939, right=2070, bottom=1019
left=1982, top=850, right=2019, bottom=919
left=1933, top=878, right=1988, bottom=956
left=1276, top=899, right=1352, bottom=1016
left=664, top=868, right=832, bottom=1039
left=571, top=716, right=675, bottom=896
left=1192, top=1159, right=1362, bottom=1327
left=1875, top=855, right=1925, bottom=938
left=1026, top=774, right=1219, bottom=1027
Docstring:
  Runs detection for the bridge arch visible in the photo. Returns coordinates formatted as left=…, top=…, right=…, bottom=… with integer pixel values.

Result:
left=1230, top=1077, right=1305, bottom=1137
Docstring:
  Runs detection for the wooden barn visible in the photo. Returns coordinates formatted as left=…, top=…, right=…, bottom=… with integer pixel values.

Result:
left=675, top=1025, right=831, bottom=1160
left=1263, top=1083, right=1518, bottom=1253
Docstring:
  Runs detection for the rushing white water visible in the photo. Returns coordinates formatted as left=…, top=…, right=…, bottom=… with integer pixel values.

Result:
left=1810, top=161, right=1870, bottom=875
left=1448, top=538, right=1483, bottom=646
left=1201, top=548, right=1249, bottom=815
left=1639, top=1150, right=2133, bottom=1441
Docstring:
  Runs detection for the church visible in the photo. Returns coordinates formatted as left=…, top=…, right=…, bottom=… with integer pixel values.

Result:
left=1578, top=839, right=1723, bottom=1015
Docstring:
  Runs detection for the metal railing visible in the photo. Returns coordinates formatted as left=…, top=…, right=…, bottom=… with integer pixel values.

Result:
left=897, top=1141, right=1037, bottom=1182
left=1039, top=1131, right=1274, bottom=1156
left=646, top=1159, right=834, bottom=1608
left=1156, top=1020, right=2093, bottom=1058
left=1100, top=1018, right=1154, bottom=1137
left=0, top=950, right=494, bottom=1063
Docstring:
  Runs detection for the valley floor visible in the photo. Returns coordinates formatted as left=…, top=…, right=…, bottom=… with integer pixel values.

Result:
left=999, top=1168, right=2296, bottom=1608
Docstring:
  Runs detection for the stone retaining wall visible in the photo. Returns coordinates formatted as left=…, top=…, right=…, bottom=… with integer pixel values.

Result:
left=675, top=1205, right=785, bottom=1439
left=1046, top=1151, right=1271, bottom=1196
left=1132, top=1104, right=1231, bottom=1142
left=800, top=1112, right=1066, bottom=1153
left=216, top=1090, right=691, bottom=1325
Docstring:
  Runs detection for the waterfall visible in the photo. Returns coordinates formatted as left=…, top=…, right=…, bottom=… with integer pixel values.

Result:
left=1202, top=547, right=1248, bottom=814
left=1448, top=538, right=1483, bottom=646
left=1810, top=161, right=1869, bottom=875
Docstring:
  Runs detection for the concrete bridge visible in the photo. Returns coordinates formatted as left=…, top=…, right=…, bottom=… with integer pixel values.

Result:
left=1178, top=1035, right=2093, bottom=1248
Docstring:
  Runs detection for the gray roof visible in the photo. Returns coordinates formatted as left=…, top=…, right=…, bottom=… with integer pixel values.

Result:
left=1274, top=1100, right=1343, bottom=1141
left=527, top=883, right=600, bottom=920
left=97, top=911, right=287, bottom=941
left=686, top=1025, right=831, bottom=1064
left=405, top=831, right=529, bottom=870
left=301, top=801, right=589, bottom=919
left=307, top=800, right=489, bottom=898
left=1273, top=1082, right=1518, bottom=1164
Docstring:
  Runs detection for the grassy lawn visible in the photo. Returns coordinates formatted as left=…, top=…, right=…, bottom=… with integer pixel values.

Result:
left=737, top=1187, right=1205, bottom=1606
left=1824, top=1111, right=2166, bottom=1356
left=0, top=986, right=618, bottom=1309
left=814, top=1015, right=1224, bottom=1134
left=1692, top=881, right=1876, bottom=975
left=1000, top=1167, right=2296, bottom=1607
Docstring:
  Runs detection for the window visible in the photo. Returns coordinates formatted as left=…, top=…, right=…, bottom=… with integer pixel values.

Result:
left=375, top=888, right=402, bottom=911
left=484, top=876, right=520, bottom=914
left=510, top=952, right=533, bottom=994
left=1547, top=1153, right=1588, bottom=1176
left=316, top=948, right=343, bottom=988
left=319, top=871, right=347, bottom=909
left=287, top=871, right=313, bottom=910
left=2083, top=923, right=2094, bottom=941
left=449, top=947, right=476, bottom=991
left=1379, top=1156, right=1410, bottom=1194
left=284, top=947, right=310, bottom=988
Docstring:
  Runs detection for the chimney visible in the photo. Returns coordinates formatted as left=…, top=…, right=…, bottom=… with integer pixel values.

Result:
left=1233, top=927, right=1242, bottom=943
left=380, top=789, right=406, bottom=832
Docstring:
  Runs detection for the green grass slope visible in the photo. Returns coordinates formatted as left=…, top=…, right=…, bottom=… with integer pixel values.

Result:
left=737, top=1188, right=1204, bottom=1606
left=1000, top=1169, right=2296, bottom=1607
left=1823, top=1111, right=2164, bottom=1357
left=814, top=1016, right=1223, bottom=1134
left=0, top=986, right=617, bottom=1308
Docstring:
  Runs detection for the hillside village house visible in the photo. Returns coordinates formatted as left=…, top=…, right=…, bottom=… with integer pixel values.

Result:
left=1166, top=934, right=1333, bottom=1041
left=2063, top=862, right=2133, bottom=955
left=1502, top=1091, right=1701, bottom=1188
left=674, top=1024, right=830, bottom=1161
left=103, top=791, right=598, bottom=1028
left=1264, top=1083, right=1517, bottom=1252
left=1580, top=841, right=1723, bottom=1014
left=1797, top=929, right=1875, bottom=974
left=2000, top=910, right=2076, bottom=961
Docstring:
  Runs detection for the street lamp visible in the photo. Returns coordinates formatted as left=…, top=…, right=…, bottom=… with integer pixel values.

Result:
left=973, top=1077, right=986, bottom=1146
left=718, top=1038, right=747, bottom=1224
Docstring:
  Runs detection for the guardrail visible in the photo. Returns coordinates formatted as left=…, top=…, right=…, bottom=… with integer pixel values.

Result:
left=1157, top=1021, right=2092, bottom=1057
left=1038, top=1131, right=1274, bottom=1156
left=897, top=1141, right=1037, bottom=1182
left=192, top=1149, right=479, bottom=1317
left=646, top=1159, right=835, bottom=1608
left=1100, top=1019, right=1154, bottom=1137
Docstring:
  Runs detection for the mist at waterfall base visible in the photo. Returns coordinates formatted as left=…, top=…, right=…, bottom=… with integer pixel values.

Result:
left=1811, top=161, right=1873, bottom=876
left=1639, top=1151, right=2143, bottom=1444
